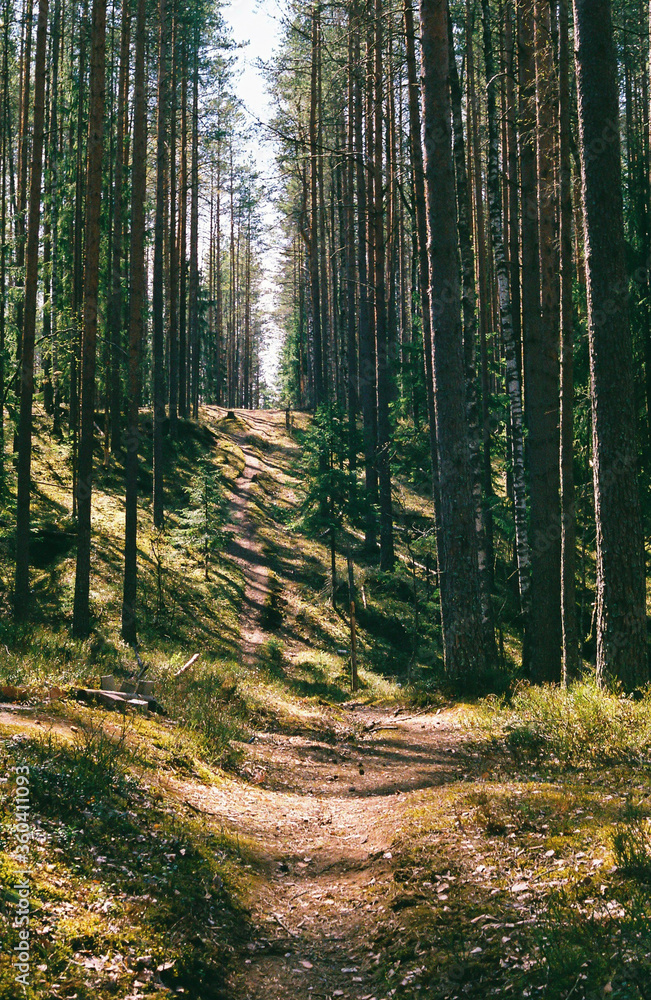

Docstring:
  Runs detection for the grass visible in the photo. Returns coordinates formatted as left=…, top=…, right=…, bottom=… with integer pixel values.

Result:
left=468, top=681, right=651, bottom=767
left=365, top=685, right=651, bottom=1000
left=0, top=711, right=251, bottom=1000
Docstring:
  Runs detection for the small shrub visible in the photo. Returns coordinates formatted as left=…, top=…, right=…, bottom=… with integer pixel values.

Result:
left=259, top=638, right=285, bottom=675
left=157, top=660, right=243, bottom=766
left=17, top=718, right=131, bottom=817
left=612, top=801, right=651, bottom=880
left=483, top=681, right=651, bottom=767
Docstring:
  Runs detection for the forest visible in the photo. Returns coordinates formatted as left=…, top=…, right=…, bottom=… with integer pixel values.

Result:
left=1, top=0, right=651, bottom=998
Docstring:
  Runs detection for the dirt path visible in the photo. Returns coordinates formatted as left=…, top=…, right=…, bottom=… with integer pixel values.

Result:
left=191, top=409, right=473, bottom=997
left=219, top=413, right=271, bottom=666
left=172, top=705, right=473, bottom=1000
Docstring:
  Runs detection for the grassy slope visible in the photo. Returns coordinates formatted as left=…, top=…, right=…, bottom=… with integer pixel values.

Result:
left=0, top=404, right=419, bottom=999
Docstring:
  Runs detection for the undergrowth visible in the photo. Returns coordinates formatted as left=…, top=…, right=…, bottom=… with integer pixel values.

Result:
left=470, top=681, right=651, bottom=767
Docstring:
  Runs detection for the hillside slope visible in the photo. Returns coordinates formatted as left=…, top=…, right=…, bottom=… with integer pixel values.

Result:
left=1, top=409, right=650, bottom=1000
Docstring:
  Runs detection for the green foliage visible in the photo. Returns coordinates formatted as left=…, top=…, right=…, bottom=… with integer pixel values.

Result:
left=299, top=403, right=359, bottom=534
left=258, top=637, right=285, bottom=675
left=612, top=800, right=651, bottom=880
left=479, top=681, right=651, bottom=766
left=175, top=458, right=227, bottom=576
left=156, top=659, right=244, bottom=765
left=20, top=719, right=132, bottom=818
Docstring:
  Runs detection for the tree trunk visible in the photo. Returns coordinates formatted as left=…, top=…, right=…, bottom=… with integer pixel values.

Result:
left=573, top=0, right=647, bottom=691
left=178, top=38, right=188, bottom=418
left=346, top=28, right=358, bottom=471
left=108, top=0, right=129, bottom=453
left=558, top=0, right=578, bottom=684
left=72, top=0, right=107, bottom=637
left=481, top=0, right=532, bottom=642
left=419, top=0, right=486, bottom=682
left=152, top=0, right=168, bottom=530
left=448, top=6, right=496, bottom=660
left=353, top=0, right=377, bottom=548
left=168, top=15, right=179, bottom=435
left=528, top=0, right=562, bottom=682
left=309, top=2, right=324, bottom=406
left=14, top=0, right=48, bottom=615
left=189, top=33, right=199, bottom=418
left=404, top=0, right=440, bottom=520
left=121, top=0, right=146, bottom=644
left=373, top=0, right=394, bottom=571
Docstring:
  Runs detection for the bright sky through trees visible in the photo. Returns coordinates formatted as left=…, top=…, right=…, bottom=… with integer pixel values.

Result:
left=223, top=0, right=284, bottom=395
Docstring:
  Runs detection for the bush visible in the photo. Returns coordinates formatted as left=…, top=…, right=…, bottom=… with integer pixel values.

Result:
left=476, top=681, right=651, bottom=767
left=612, top=800, right=651, bottom=880
left=157, top=660, right=244, bottom=765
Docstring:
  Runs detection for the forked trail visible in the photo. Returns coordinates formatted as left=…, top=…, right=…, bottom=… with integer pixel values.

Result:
left=185, top=409, right=473, bottom=999
left=175, top=705, right=471, bottom=1000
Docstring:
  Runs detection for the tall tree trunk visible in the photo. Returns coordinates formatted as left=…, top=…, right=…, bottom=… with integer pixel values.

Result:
left=481, top=0, right=532, bottom=645
left=373, top=0, right=394, bottom=570
left=152, top=0, right=168, bottom=530
left=309, top=2, right=324, bottom=406
left=70, top=4, right=88, bottom=516
left=573, top=0, right=647, bottom=691
left=49, top=0, right=62, bottom=433
left=178, top=38, right=188, bottom=418
left=528, top=0, right=562, bottom=682
left=353, top=0, right=377, bottom=548
left=448, top=6, right=496, bottom=659
left=72, top=0, right=107, bottom=637
left=108, top=0, right=129, bottom=453
left=14, top=0, right=34, bottom=371
left=189, top=33, right=199, bottom=418
left=121, top=0, right=146, bottom=644
left=0, top=0, right=9, bottom=476
left=346, top=29, right=358, bottom=470
left=558, top=0, right=577, bottom=684
left=467, top=0, right=494, bottom=571
left=404, top=0, right=440, bottom=513
left=14, top=0, right=48, bottom=615
left=419, top=0, right=486, bottom=682
left=168, top=15, right=178, bottom=436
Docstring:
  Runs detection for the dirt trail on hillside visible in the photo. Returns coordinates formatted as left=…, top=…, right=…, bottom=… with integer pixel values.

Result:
left=212, top=409, right=272, bottom=665
left=180, top=409, right=475, bottom=998
left=173, top=704, right=474, bottom=1000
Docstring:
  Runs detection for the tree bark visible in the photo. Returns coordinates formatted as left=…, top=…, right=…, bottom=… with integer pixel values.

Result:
left=528, top=0, right=562, bottom=682
left=558, top=0, right=578, bottom=684
left=14, top=0, right=48, bottom=615
left=481, top=0, right=532, bottom=641
left=404, top=0, right=440, bottom=516
left=152, top=0, right=168, bottom=530
left=448, top=6, right=496, bottom=660
left=573, top=0, right=647, bottom=691
left=189, top=33, right=200, bottom=418
left=373, top=0, right=394, bottom=571
left=108, top=0, right=129, bottom=453
left=353, top=0, right=377, bottom=548
left=419, top=0, right=486, bottom=682
left=121, top=0, right=146, bottom=644
left=72, top=0, right=107, bottom=637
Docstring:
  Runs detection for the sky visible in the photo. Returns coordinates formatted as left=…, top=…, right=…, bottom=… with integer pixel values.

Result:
left=221, top=0, right=285, bottom=398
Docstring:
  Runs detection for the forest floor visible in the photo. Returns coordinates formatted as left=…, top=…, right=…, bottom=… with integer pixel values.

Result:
left=1, top=409, right=651, bottom=1000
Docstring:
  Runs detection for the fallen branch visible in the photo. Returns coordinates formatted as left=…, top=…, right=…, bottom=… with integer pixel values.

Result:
left=175, top=653, right=200, bottom=678
left=272, top=912, right=299, bottom=937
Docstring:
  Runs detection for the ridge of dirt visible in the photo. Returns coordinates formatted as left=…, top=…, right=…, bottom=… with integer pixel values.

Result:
left=222, top=422, right=270, bottom=666
left=179, top=410, right=472, bottom=998
left=170, top=706, right=475, bottom=1000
